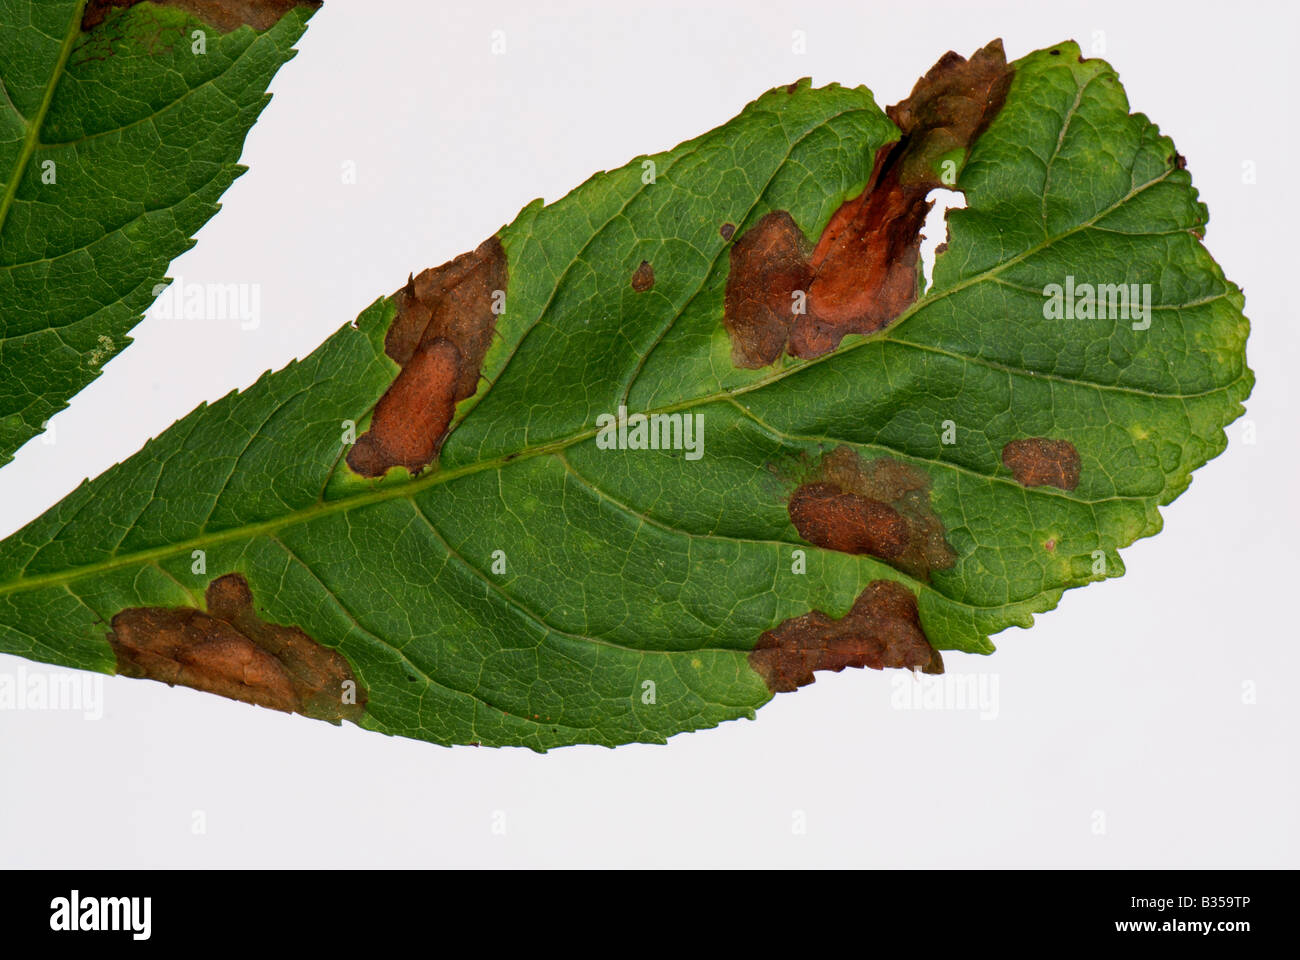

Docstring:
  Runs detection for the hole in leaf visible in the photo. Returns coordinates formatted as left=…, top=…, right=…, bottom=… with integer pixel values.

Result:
left=919, top=187, right=964, bottom=295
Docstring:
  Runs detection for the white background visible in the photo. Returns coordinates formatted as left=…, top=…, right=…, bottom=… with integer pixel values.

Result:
left=1, top=0, right=1295, bottom=868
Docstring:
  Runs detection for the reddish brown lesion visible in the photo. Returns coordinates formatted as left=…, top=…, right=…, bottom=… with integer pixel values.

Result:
left=1001, top=437, right=1082, bottom=490
left=788, top=483, right=909, bottom=559
left=749, top=579, right=942, bottom=693
left=723, top=211, right=813, bottom=367
left=82, top=0, right=320, bottom=31
left=786, top=446, right=956, bottom=581
left=723, top=41, right=1013, bottom=368
left=631, top=260, right=655, bottom=292
left=347, top=236, right=507, bottom=478
left=109, top=573, right=366, bottom=723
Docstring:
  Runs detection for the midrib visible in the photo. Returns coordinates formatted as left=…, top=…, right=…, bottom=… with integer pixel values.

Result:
left=0, top=1, right=86, bottom=240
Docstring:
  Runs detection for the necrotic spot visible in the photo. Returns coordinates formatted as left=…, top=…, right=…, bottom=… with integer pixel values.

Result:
left=788, top=483, right=909, bottom=559
left=749, top=579, right=942, bottom=693
left=720, top=42, right=1011, bottom=370
left=722, top=210, right=812, bottom=368
left=347, top=235, right=507, bottom=478
left=1001, top=437, right=1081, bottom=490
left=108, top=573, right=366, bottom=724
left=82, top=0, right=319, bottom=31
left=347, top=338, right=461, bottom=478
left=631, top=260, right=655, bottom=292
left=785, top=447, right=956, bottom=580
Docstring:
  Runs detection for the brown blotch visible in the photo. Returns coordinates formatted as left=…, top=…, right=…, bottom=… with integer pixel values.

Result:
left=723, top=211, right=813, bottom=367
left=347, top=236, right=507, bottom=478
left=631, top=260, right=655, bottom=292
left=108, top=573, right=366, bottom=724
left=750, top=580, right=942, bottom=693
left=82, top=0, right=319, bottom=31
left=720, top=222, right=736, bottom=241
left=1002, top=437, right=1081, bottom=490
left=724, top=41, right=1012, bottom=367
left=347, top=338, right=460, bottom=478
left=789, top=483, right=909, bottom=559
left=787, top=446, right=956, bottom=581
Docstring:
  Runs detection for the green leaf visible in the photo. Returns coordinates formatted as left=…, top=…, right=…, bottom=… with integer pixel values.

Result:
left=0, top=0, right=316, bottom=466
left=0, top=40, right=1252, bottom=750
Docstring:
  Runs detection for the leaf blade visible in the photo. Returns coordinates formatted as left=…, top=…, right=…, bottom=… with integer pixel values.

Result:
left=0, top=41, right=1252, bottom=750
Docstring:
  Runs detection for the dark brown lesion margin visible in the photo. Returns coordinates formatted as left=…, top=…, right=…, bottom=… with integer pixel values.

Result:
left=723, top=40, right=1013, bottom=367
left=82, top=0, right=322, bottom=32
left=750, top=579, right=942, bottom=693
left=109, top=573, right=366, bottom=723
left=346, top=236, right=507, bottom=478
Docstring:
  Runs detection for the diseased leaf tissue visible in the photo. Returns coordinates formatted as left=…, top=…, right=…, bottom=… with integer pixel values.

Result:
left=0, top=10, right=1252, bottom=750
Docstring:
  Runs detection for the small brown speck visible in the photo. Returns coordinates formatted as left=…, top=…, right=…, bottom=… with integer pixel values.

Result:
left=631, top=260, right=655, bottom=292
